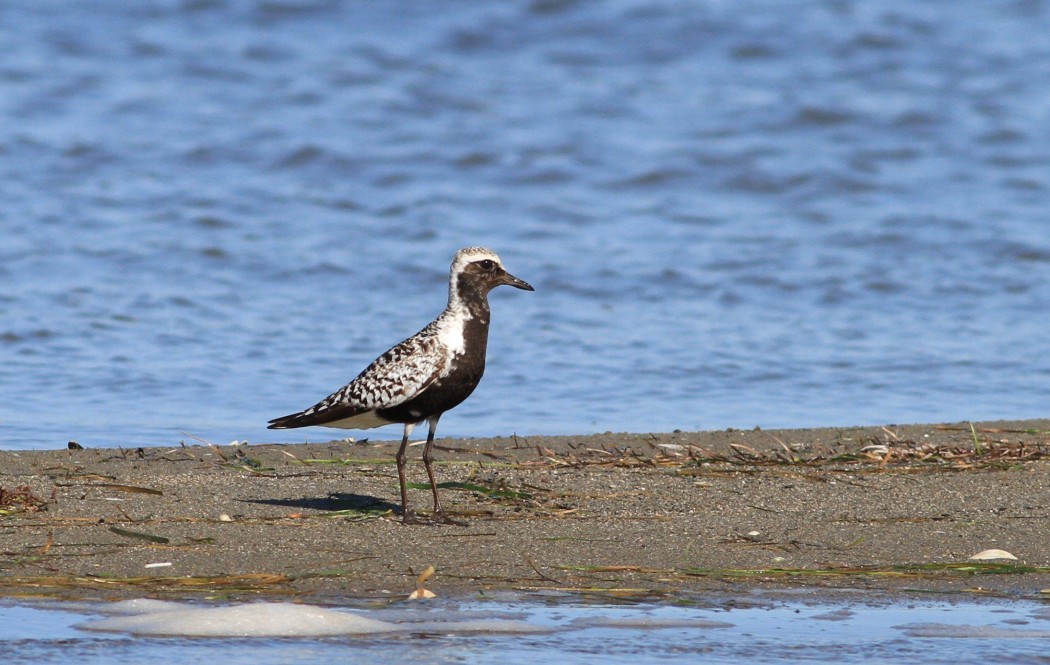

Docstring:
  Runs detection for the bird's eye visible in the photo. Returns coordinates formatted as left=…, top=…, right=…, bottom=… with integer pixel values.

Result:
left=477, top=259, right=496, bottom=271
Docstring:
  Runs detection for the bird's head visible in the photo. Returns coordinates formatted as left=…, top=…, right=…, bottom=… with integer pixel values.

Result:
left=449, top=247, right=534, bottom=306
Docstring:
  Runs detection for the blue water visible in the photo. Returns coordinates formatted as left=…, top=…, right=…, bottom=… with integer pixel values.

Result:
left=1, top=0, right=1048, bottom=450
left=3, top=596, right=1050, bottom=664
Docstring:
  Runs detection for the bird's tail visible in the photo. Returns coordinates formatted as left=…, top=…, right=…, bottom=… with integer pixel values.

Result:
left=267, top=403, right=378, bottom=430
left=266, top=409, right=327, bottom=429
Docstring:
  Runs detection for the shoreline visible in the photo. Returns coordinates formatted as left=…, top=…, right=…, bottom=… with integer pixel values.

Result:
left=2, top=419, right=1049, bottom=602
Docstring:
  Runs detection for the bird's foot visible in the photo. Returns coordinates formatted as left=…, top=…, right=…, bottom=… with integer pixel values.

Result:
left=399, top=507, right=466, bottom=526
left=401, top=509, right=426, bottom=525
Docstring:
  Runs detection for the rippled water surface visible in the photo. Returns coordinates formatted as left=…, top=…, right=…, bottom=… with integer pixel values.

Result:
left=1, top=0, right=1048, bottom=450
left=4, top=596, right=1050, bottom=664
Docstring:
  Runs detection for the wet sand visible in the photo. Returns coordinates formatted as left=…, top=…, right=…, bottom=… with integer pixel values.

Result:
left=2, top=420, right=1049, bottom=601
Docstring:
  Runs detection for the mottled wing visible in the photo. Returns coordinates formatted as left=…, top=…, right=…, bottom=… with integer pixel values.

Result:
left=339, top=335, right=449, bottom=410
left=268, top=334, right=448, bottom=429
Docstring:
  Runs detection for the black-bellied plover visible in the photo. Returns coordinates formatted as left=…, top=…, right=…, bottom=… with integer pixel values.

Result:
left=268, top=247, right=534, bottom=524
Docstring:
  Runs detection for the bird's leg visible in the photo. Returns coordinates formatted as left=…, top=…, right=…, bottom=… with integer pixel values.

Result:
left=396, top=423, right=421, bottom=524
left=422, top=415, right=465, bottom=526
left=421, top=416, right=442, bottom=512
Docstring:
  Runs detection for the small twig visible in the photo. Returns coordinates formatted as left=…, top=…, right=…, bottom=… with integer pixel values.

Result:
left=523, top=554, right=563, bottom=584
left=180, top=431, right=230, bottom=461
left=729, top=442, right=761, bottom=459
left=880, top=426, right=901, bottom=441
left=969, top=422, right=985, bottom=456
left=765, top=432, right=797, bottom=462
left=37, top=532, right=54, bottom=555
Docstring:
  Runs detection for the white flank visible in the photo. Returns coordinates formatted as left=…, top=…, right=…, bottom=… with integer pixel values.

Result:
left=320, top=411, right=392, bottom=430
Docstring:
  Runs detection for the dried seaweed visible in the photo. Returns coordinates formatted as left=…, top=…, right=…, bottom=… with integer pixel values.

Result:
left=0, top=485, right=50, bottom=515
left=108, top=526, right=171, bottom=544
left=675, top=436, right=1049, bottom=474
left=0, top=573, right=292, bottom=593
left=555, top=561, right=1050, bottom=580
left=406, top=481, right=533, bottom=500
left=679, top=561, right=1050, bottom=578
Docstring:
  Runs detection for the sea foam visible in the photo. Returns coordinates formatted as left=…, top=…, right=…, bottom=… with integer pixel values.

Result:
left=77, top=600, right=545, bottom=638
left=79, top=600, right=396, bottom=637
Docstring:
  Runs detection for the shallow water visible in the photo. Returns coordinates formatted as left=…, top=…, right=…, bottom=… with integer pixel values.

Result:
left=1, top=1, right=1049, bottom=450
left=3, top=595, right=1050, bottom=664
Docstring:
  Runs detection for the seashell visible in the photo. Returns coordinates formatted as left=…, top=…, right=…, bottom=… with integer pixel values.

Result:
left=968, top=549, right=1018, bottom=561
left=407, top=588, right=437, bottom=600
left=408, top=565, right=437, bottom=600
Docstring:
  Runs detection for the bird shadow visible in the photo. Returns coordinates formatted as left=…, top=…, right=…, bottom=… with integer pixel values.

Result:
left=243, top=493, right=400, bottom=514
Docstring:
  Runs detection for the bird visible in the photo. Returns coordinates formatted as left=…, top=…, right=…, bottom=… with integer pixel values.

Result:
left=268, top=247, right=534, bottom=524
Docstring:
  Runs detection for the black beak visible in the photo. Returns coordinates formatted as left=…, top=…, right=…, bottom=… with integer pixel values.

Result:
left=500, top=271, right=535, bottom=291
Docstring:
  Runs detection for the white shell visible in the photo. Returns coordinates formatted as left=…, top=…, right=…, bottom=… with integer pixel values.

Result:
left=968, top=549, right=1018, bottom=561
left=407, top=588, right=437, bottom=600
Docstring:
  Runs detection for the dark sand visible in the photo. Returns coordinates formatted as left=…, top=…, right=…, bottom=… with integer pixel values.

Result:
left=2, top=420, right=1049, bottom=601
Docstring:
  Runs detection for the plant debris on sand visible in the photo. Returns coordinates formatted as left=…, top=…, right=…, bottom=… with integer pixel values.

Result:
left=0, top=485, right=50, bottom=515
left=1, top=419, right=1049, bottom=600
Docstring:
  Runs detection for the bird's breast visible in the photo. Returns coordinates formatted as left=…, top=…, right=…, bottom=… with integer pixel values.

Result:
left=434, top=307, right=490, bottom=373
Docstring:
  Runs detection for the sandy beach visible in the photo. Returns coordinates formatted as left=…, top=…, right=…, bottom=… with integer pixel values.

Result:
left=2, top=419, right=1049, bottom=601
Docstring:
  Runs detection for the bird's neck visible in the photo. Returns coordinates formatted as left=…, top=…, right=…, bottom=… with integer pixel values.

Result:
left=447, top=285, right=491, bottom=326
left=439, top=289, right=491, bottom=362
